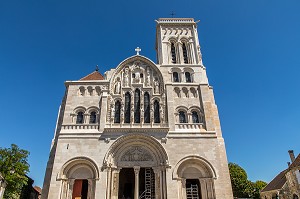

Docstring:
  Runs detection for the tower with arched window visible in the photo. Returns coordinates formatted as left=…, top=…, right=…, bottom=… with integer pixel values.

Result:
left=42, top=18, right=233, bottom=199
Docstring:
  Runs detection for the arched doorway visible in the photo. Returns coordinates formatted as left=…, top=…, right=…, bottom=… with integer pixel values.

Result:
left=58, top=157, right=99, bottom=199
left=173, top=156, right=217, bottom=199
left=103, top=134, right=169, bottom=199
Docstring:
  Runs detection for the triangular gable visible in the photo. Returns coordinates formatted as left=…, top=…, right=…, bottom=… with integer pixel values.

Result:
left=261, top=170, right=287, bottom=192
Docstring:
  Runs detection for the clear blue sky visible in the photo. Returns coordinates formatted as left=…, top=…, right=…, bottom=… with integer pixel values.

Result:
left=0, top=0, right=299, bottom=187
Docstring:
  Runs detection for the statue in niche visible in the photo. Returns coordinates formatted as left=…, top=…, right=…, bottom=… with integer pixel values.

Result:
left=111, top=105, right=115, bottom=122
left=145, top=67, right=151, bottom=87
left=154, top=78, right=160, bottom=94
left=160, top=105, right=164, bottom=123
left=134, top=71, right=141, bottom=83
left=120, top=103, right=124, bottom=123
left=124, top=68, right=129, bottom=87
left=114, top=78, right=121, bottom=94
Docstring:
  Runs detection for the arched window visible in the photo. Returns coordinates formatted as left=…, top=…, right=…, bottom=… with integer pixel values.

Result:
left=114, top=101, right=121, bottom=123
left=134, top=89, right=140, bottom=123
left=185, top=72, right=192, bottom=82
left=179, top=111, right=187, bottom=123
left=192, top=111, right=199, bottom=123
left=154, top=100, right=160, bottom=123
left=171, top=42, right=176, bottom=64
left=76, top=112, right=84, bottom=124
left=144, top=92, right=150, bottom=123
left=182, top=43, right=188, bottom=64
left=173, top=72, right=180, bottom=82
left=89, top=111, right=97, bottom=124
left=125, top=92, right=131, bottom=123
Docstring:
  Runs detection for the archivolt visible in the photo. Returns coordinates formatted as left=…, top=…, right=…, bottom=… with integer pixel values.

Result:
left=103, top=133, right=169, bottom=167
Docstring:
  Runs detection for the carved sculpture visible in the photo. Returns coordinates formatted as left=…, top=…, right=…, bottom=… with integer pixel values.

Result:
left=124, top=68, right=129, bottom=87
left=121, top=146, right=153, bottom=162
left=154, top=78, right=160, bottom=94
left=114, top=78, right=121, bottom=94
left=145, top=67, right=151, bottom=87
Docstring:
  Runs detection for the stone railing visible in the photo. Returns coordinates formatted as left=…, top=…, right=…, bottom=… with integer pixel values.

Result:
left=61, top=124, right=99, bottom=130
left=175, top=123, right=205, bottom=130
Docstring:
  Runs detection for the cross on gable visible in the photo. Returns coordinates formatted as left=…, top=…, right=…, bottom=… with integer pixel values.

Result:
left=135, top=47, right=141, bottom=55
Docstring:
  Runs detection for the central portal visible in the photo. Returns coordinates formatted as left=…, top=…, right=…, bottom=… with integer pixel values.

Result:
left=118, top=168, right=155, bottom=199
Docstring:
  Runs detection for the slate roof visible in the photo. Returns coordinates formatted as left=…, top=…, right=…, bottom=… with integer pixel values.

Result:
left=261, top=153, right=300, bottom=193
left=261, top=170, right=287, bottom=192
left=79, top=71, right=104, bottom=81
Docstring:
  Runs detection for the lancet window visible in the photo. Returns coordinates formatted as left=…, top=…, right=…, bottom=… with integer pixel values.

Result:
left=89, top=111, right=97, bottom=124
left=124, top=92, right=131, bottom=123
left=171, top=42, right=176, bottom=64
left=179, top=111, right=187, bottom=123
left=185, top=72, right=192, bottom=83
left=114, top=101, right=121, bottom=123
left=76, top=112, right=84, bottom=124
left=154, top=100, right=160, bottom=123
left=134, top=89, right=141, bottom=123
left=192, top=111, right=199, bottom=123
left=173, top=72, right=180, bottom=82
left=144, top=92, right=150, bottom=123
left=182, top=43, right=188, bottom=64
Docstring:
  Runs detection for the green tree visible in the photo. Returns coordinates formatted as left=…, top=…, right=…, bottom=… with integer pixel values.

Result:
left=0, top=144, right=30, bottom=199
left=228, top=163, right=267, bottom=199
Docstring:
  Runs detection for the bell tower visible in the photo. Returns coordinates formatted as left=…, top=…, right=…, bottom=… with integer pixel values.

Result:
left=155, top=18, right=203, bottom=65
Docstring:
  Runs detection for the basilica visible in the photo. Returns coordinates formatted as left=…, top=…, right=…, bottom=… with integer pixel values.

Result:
left=41, top=18, right=233, bottom=199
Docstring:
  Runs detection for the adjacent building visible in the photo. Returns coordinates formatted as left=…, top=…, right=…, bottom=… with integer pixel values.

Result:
left=260, top=150, right=300, bottom=199
left=41, top=18, right=233, bottom=199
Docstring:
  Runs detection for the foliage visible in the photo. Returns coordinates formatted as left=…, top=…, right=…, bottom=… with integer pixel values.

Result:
left=0, top=144, right=30, bottom=199
left=228, top=163, right=267, bottom=199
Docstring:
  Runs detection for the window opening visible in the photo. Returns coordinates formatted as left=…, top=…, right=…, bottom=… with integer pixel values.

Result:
left=179, top=111, right=187, bottom=123
left=154, top=100, right=160, bottom=123
left=125, top=92, right=131, bottom=123
left=182, top=43, right=188, bottom=64
left=186, top=179, right=201, bottom=199
left=173, top=72, right=180, bottom=82
left=114, top=101, right=121, bottom=123
left=134, top=89, right=141, bottom=123
left=192, top=111, right=199, bottom=123
left=76, top=112, right=84, bottom=124
left=89, top=111, right=97, bottom=124
left=144, top=92, right=150, bottom=123
left=185, top=72, right=192, bottom=82
left=171, top=42, right=176, bottom=63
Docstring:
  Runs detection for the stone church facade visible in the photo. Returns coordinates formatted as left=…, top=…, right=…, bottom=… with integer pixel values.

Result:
left=41, top=18, right=233, bottom=199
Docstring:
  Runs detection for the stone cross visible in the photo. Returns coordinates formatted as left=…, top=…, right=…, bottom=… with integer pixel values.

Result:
left=135, top=47, right=141, bottom=55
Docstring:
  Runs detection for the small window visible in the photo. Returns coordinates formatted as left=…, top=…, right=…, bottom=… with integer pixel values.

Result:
left=132, top=73, right=136, bottom=78
left=171, top=42, right=176, bottom=64
left=154, top=100, right=160, bottom=123
left=179, top=111, right=187, bottom=123
left=76, top=112, right=84, bottom=124
left=173, top=72, right=180, bottom=82
left=182, top=43, right=188, bottom=64
left=192, top=111, right=199, bottom=123
left=114, top=101, right=121, bottom=123
left=185, top=72, right=192, bottom=83
left=140, top=73, right=143, bottom=78
left=89, top=112, right=97, bottom=124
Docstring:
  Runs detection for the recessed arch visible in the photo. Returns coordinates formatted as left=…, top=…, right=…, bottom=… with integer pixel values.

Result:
left=103, top=134, right=169, bottom=168
left=172, top=155, right=217, bottom=180
left=58, top=156, right=100, bottom=180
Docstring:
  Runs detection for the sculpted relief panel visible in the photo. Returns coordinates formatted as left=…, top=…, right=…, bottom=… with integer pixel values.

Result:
left=120, top=146, right=153, bottom=162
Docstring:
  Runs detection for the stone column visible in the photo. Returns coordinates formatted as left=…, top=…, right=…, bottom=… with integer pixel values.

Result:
left=106, top=168, right=112, bottom=199
left=60, top=179, right=68, bottom=199
left=112, top=169, right=121, bottom=199
left=181, top=178, right=187, bottom=199
left=67, top=179, right=75, bottom=199
left=153, top=168, right=161, bottom=199
left=199, top=179, right=208, bottom=199
left=206, top=179, right=215, bottom=199
left=134, top=166, right=140, bottom=199
left=162, top=169, right=167, bottom=199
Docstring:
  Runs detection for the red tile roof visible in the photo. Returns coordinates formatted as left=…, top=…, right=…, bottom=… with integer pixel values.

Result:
left=80, top=71, right=104, bottom=81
